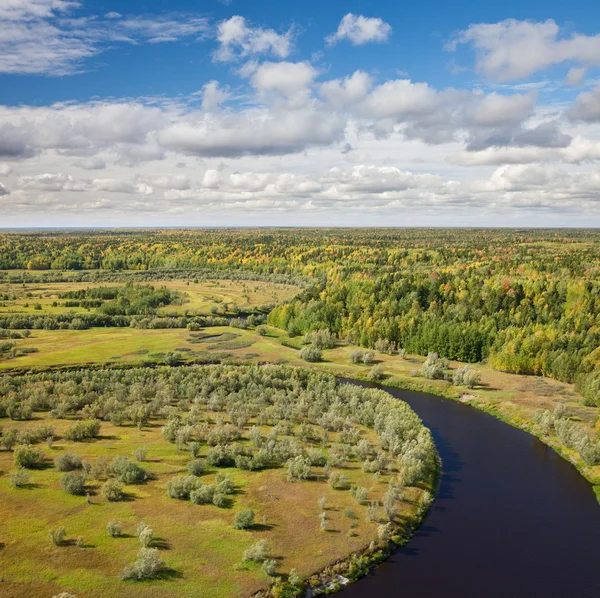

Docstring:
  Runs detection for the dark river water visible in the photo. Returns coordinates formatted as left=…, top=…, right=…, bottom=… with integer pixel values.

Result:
left=341, top=382, right=600, bottom=598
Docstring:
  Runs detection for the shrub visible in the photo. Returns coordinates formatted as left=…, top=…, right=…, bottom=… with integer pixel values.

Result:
left=288, top=568, right=301, bottom=586
left=215, top=474, right=234, bottom=495
left=234, top=509, right=255, bottom=530
left=167, top=475, right=201, bottom=500
left=453, top=366, right=481, bottom=388
left=9, top=468, right=30, bottom=488
left=121, top=548, right=164, bottom=581
left=350, top=349, right=375, bottom=364
left=109, top=456, right=148, bottom=484
left=374, top=338, right=396, bottom=355
left=55, top=452, right=83, bottom=472
left=306, top=448, right=327, bottom=466
left=262, top=559, right=278, bottom=577
left=107, top=520, right=122, bottom=537
left=351, top=486, right=368, bottom=504
left=243, top=539, right=271, bottom=562
left=206, top=444, right=235, bottom=467
left=14, top=445, right=45, bottom=469
left=189, top=484, right=215, bottom=505
left=63, top=419, right=101, bottom=442
left=1, top=428, right=19, bottom=450
left=369, top=364, right=385, bottom=381
left=328, top=471, right=350, bottom=490
left=102, top=478, right=125, bottom=502
left=421, top=352, right=448, bottom=380
left=304, top=329, right=336, bottom=349
left=212, top=492, right=227, bottom=508
left=61, top=472, right=87, bottom=495
left=187, top=459, right=206, bottom=476
left=134, top=523, right=154, bottom=547
left=299, top=345, right=322, bottom=363
left=256, top=325, right=268, bottom=336
left=133, top=447, right=148, bottom=462
left=49, top=526, right=67, bottom=546
left=286, top=456, right=312, bottom=481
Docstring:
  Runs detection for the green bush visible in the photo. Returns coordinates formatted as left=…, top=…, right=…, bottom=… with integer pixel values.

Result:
left=120, top=548, right=164, bottom=581
left=109, top=456, right=148, bottom=484
left=14, top=445, right=45, bottom=469
left=187, top=459, right=206, bottom=476
left=61, top=472, right=87, bottom=495
left=243, top=539, right=271, bottom=562
left=55, top=452, right=83, bottom=472
left=102, top=478, right=125, bottom=502
left=167, top=475, right=201, bottom=500
left=49, top=526, right=67, bottom=546
left=234, top=509, right=255, bottom=530
left=299, top=345, right=322, bottom=363
left=107, top=520, right=122, bottom=537
left=9, top=468, right=30, bottom=488
left=63, top=420, right=101, bottom=442
left=189, top=484, right=215, bottom=505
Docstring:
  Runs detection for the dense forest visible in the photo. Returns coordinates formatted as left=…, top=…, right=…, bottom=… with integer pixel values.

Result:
left=1, top=229, right=599, bottom=394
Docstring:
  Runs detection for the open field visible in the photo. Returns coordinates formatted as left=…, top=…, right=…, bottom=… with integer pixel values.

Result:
left=0, top=365, right=434, bottom=598
left=0, top=279, right=299, bottom=317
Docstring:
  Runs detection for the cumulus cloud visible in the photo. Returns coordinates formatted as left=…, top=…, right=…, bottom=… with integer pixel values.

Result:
left=158, top=106, right=345, bottom=158
left=567, top=85, right=600, bottom=122
left=326, top=14, right=392, bottom=46
left=201, top=81, right=231, bottom=111
left=250, top=62, right=317, bottom=96
left=448, top=19, right=600, bottom=81
left=0, top=1, right=209, bottom=75
left=213, top=15, right=293, bottom=62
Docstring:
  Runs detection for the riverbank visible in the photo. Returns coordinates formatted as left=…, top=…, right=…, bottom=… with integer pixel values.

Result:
left=3, top=324, right=599, bottom=499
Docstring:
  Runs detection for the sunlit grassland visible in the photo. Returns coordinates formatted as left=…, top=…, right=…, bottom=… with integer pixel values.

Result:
left=0, top=279, right=299, bottom=316
left=0, top=399, right=422, bottom=598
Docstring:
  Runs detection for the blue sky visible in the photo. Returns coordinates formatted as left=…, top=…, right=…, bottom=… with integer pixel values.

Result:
left=1, top=0, right=600, bottom=226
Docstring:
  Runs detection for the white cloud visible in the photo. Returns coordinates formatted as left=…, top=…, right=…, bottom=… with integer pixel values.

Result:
left=564, top=67, right=586, bottom=86
left=449, top=19, right=600, bottom=81
left=320, top=71, right=373, bottom=107
left=213, top=15, right=293, bottom=62
left=326, top=13, right=392, bottom=46
left=250, top=62, right=317, bottom=96
left=0, top=1, right=79, bottom=21
left=74, top=157, right=106, bottom=170
left=201, top=81, right=231, bottom=111
left=0, top=2, right=209, bottom=75
left=467, top=92, right=536, bottom=127
left=568, top=85, right=600, bottom=122
left=158, top=106, right=345, bottom=158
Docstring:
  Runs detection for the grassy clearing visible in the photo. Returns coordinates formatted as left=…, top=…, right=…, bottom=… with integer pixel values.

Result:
left=0, top=279, right=299, bottom=317
left=0, top=366, right=433, bottom=598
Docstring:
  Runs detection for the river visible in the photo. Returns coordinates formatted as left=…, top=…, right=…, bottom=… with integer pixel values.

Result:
left=341, top=382, right=600, bottom=598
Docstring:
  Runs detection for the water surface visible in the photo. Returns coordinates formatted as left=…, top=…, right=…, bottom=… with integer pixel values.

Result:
left=342, top=382, right=600, bottom=598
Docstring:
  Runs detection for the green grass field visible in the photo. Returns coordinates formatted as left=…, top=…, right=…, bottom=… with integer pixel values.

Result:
left=0, top=365, right=432, bottom=598
left=0, top=279, right=299, bottom=317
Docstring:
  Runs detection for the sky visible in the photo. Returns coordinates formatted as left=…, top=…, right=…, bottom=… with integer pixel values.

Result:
left=1, top=1, right=600, bottom=227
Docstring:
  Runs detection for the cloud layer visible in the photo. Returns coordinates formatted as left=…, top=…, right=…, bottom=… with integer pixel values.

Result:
left=2, top=10, right=600, bottom=225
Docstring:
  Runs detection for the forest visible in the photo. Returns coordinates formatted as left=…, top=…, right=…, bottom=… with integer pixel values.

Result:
left=1, top=229, right=599, bottom=394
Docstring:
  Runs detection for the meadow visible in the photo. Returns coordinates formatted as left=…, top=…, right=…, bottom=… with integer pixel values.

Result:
left=0, top=365, right=436, bottom=598
left=0, top=277, right=299, bottom=317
